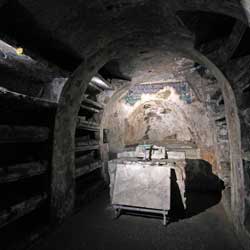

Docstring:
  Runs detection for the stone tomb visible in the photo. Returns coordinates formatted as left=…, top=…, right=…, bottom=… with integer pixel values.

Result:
left=108, top=158, right=186, bottom=225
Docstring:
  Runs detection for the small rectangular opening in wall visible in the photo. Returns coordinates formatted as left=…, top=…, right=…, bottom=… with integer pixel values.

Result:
left=103, top=129, right=109, bottom=143
left=0, top=142, right=49, bottom=166
left=215, top=117, right=226, bottom=123
left=218, top=98, right=224, bottom=105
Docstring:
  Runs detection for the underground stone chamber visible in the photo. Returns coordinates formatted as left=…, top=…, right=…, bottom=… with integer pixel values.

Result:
left=0, top=1, right=250, bottom=249
left=101, top=55, right=227, bottom=217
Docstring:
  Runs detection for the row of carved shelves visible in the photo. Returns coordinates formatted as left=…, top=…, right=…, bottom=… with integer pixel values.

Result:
left=74, top=80, right=106, bottom=180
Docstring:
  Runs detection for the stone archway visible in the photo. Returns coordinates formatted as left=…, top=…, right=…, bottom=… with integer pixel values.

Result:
left=190, top=51, right=244, bottom=226
left=51, top=50, right=113, bottom=221
left=51, top=40, right=243, bottom=227
left=50, top=6, right=249, bottom=245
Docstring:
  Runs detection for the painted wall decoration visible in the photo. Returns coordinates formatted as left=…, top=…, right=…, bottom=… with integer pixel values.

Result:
left=124, top=82, right=193, bottom=105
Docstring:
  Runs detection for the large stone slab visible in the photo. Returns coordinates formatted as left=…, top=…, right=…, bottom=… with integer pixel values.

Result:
left=117, top=151, right=137, bottom=158
left=167, top=151, right=186, bottom=159
left=112, top=164, right=171, bottom=211
left=108, top=158, right=187, bottom=209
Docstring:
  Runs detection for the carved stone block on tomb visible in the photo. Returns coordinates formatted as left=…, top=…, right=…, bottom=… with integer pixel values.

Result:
left=167, top=151, right=186, bottom=159
left=135, top=145, right=166, bottom=159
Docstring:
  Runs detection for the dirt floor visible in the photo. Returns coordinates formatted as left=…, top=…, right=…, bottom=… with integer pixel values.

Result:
left=30, top=190, right=242, bottom=250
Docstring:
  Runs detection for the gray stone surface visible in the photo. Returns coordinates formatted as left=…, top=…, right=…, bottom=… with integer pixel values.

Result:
left=108, top=158, right=186, bottom=209
left=112, top=164, right=171, bottom=211
left=117, top=151, right=137, bottom=158
left=168, top=151, right=186, bottom=159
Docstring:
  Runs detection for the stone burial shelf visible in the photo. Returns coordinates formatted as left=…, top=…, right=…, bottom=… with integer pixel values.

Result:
left=0, top=161, right=47, bottom=183
left=108, top=145, right=186, bottom=225
left=74, top=79, right=107, bottom=208
left=0, top=193, right=47, bottom=229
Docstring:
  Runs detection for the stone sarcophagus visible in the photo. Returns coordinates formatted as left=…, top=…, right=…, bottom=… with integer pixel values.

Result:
left=108, top=157, right=186, bottom=225
left=113, top=163, right=171, bottom=210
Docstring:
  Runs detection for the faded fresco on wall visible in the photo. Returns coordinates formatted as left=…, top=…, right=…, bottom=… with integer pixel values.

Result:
left=124, top=82, right=193, bottom=105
